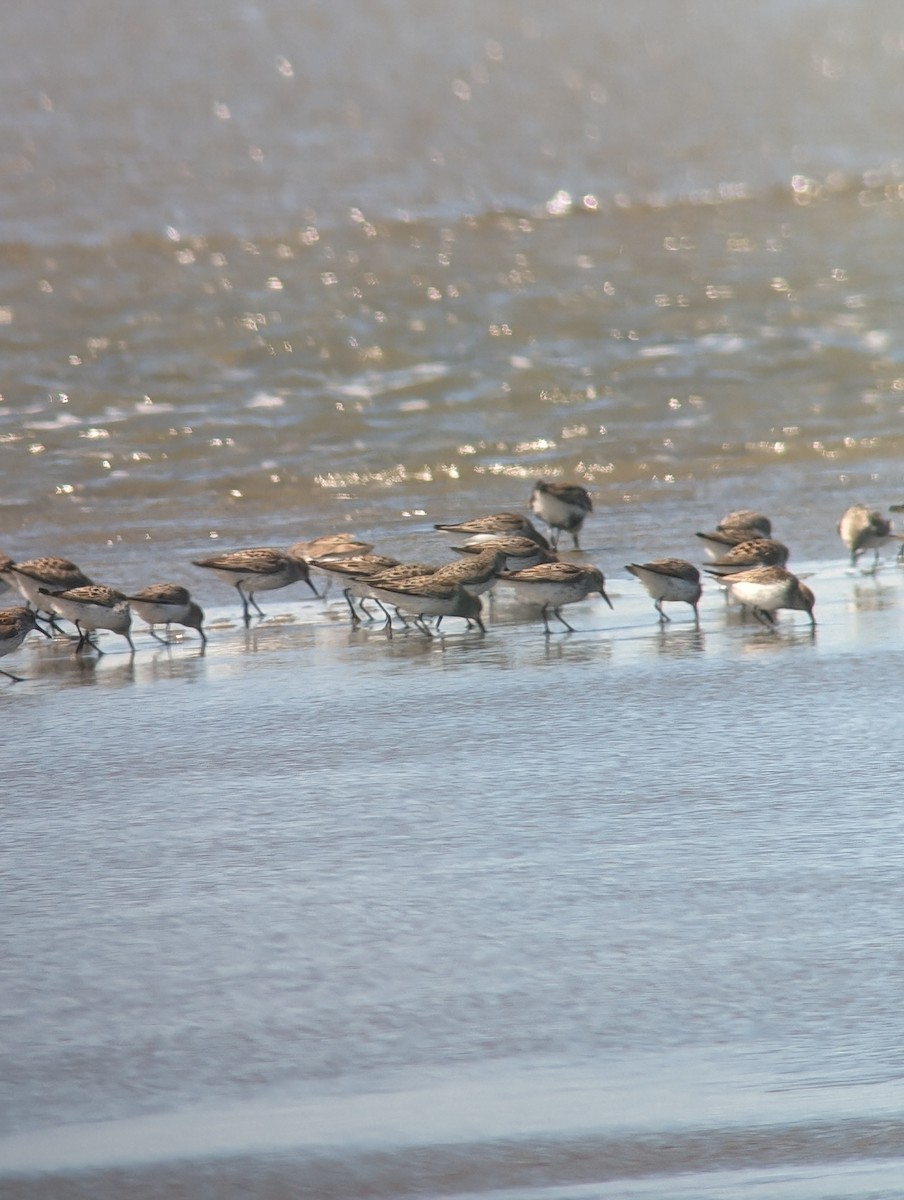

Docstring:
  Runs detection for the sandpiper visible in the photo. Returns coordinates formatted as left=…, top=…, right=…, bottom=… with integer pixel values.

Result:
left=38, top=584, right=135, bottom=653
left=626, top=559, right=701, bottom=622
left=309, top=553, right=401, bottom=623
left=714, top=566, right=815, bottom=627
left=451, top=534, right=557, bottom=571
left=430, top=549, right=507, bottom=597
left=364, top=575, right=485, bottom=636
left=2, top=555, right=94, bottom=619
left=695, top=525, right=771, bottom=560
left=125, top=583, right=206, bottom=643
left=717, top=510, right=772, bottom=536
left=0, top=606, right=51, bottom=682
left=499, top=561, right=612, bottom=633
left=434, top=512, right=550, bottom=548
left=357, top=563, right=440, bottom=627
left=0, top=556, right=16, bottom=595
left=837, top=504, right=895, bottom=569
left=704, top=538, right=790, bottom=576
left=529, top=480, right=593, bottom=549
left=192, top=548, right=318, bottom=622
left=289, top=533, right=375, bottom=562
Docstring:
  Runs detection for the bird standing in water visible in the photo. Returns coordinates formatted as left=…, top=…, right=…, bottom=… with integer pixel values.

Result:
left=529, top=480, right=593, bottom=550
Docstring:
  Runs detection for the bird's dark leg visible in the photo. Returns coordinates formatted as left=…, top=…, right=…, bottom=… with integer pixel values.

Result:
left=553, top=606, right=576, bottom=632
left=235, top=583, right=252, bottom=625
left=343, top=588, right=361, bottom=624
left=1, top=667, right=25, bottom=683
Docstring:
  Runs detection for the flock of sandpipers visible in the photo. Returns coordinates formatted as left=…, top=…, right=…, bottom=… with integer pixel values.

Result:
left=1, top=483, right=901, bottom=683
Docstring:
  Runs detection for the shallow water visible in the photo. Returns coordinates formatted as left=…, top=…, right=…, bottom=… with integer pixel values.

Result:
left=2, top=2, right=904, bottom=1197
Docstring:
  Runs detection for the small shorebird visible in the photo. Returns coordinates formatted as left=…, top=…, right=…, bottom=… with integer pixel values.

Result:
left=714, top=566, right=815, bottom=627
left=529, top=480, right=593, bottom=549
left=451, top=534, right=557, bottom=572
left=837, top=504, right=895, bottom=569
left=125, top=583, right=206, bottom=643
left=704, top=538, right=790, bottom=576
left=364, top=575, right=485, bottom=636
left=2, top=555, right=94, bottom=620
left=695, top=525, right=771, bottom=561
left=38, top=584, right=135, bottom=653
left=626, top=559, right=701, bottom=622
left=192, top=547, right=318, bottom=622
left=0, top=606, right=50, bottom=682
left=431, top=549, right=507, bottom=598
left=308, top=553, right=401, bottom=623
left=289, top=533, right=375, bottom=562
left=434, top=512, right=550, bottom=548
left=499, top=561, right=612, bottom=633
left=357, top=563, right=440, bottom=627
left=717, top=510, right=772, bottom=537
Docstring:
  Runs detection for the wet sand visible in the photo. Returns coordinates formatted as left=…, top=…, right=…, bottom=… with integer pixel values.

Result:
left=2, top=556, right=903, bottom=1197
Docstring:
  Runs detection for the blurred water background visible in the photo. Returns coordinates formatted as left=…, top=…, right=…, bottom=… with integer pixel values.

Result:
left=2, top=2, right=904, bottom=1197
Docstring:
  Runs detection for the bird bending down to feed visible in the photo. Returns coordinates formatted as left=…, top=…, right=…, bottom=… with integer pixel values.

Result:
left=363, top=576, right=486, bottom=636
left=704, top=538, right=790, bottom=576
left=0, top=606, right=50, bottom=682
left=434, top=512, right=550, bottom=548
left=38, top=585, right=135, bottom=653
left=500, top=561, right=612, bottom=633
left=125, top=583, right=206, bottom=643
left=450, top=534, right=557, bottom=572
left=626, top=559, right=701, bottom=622
left=714, top=567, right=815, bottom=628
left=191, top=548, right=318, bottom=623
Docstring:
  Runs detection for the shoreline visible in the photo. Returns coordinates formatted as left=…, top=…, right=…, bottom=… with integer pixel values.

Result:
left=2, top=555, right=902, bottom=694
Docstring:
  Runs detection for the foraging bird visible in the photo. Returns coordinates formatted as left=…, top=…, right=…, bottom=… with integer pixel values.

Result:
left=364, top=575, right=486, bottom=636
left=713, top=566, right=815, bottom=628
left=704, top=538, right=790, bottom=576
left=0, top=606, right=50, bottom=682
left=289, top=533, right=375, bottom=561
left=626, top=559, right=701, bottom=622
left=308, top=554, right=401, bottom=623
left=696, top=522, right=775, bottom=561
left=430, top=549, right=507, bottom=598
left=1, top=555, right=94, bottom=622
left=434, top=512, right=550, bottom=548
left=451, top=534, right=557, bottom=572
left=192, top=548, right=318, bottom=623
left=38, top=585, right=135, bottom=653
left=529, top=480, right=593, bottom=549
left=125, top=583, right=206, bottom=643
left=837, top=504, right=895, bottom=569
left=499, top=561, right=612, bottom=633
left=717, top=510, right=772, bottom=537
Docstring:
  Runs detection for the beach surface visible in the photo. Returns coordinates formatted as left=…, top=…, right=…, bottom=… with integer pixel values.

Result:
left=3, top=2, right=904, bottom=1196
